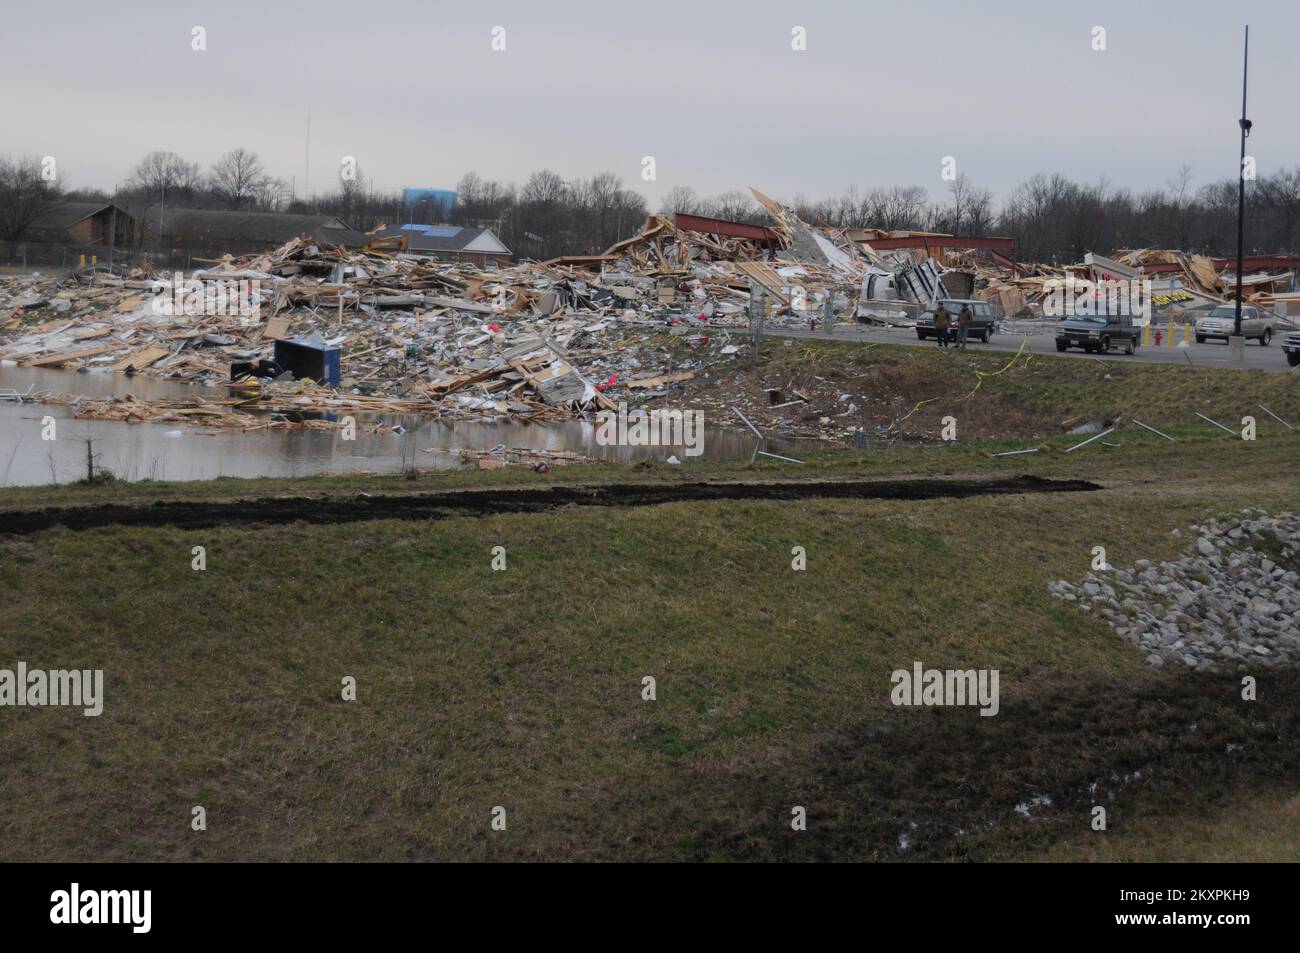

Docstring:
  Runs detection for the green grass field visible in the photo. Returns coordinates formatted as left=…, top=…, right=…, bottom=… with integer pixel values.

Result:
left=2, top=422, right=1297, bottom=861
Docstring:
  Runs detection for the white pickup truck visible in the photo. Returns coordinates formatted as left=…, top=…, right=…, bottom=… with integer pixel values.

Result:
left=1195, top=305, right=1273, bottom=345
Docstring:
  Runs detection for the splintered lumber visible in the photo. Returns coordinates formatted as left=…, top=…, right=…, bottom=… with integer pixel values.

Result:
left=735, top=262, right=791, bottom=304
left=625, top=371, right=695, bottom=389
left=112, top=347, right=169, bottom=372
left=1188, top=254, right=1220, bottom=292
left=425, top=296, right=496, bottom=314
left=23, top=345, right=119, bottom=367
left=260, top=315, right=290, bottom=340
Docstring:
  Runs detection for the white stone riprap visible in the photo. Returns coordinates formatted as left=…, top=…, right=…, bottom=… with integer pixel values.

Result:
left=1049, top=511, right=1300, bottom=673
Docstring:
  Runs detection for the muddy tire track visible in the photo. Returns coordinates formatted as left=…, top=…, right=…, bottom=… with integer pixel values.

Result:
left=0, top=475, right=1099, bottom=535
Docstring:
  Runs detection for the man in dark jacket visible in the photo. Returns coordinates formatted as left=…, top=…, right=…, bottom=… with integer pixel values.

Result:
left=957, top=304, right=973, bottom=349
left=933, top=302, right=952, bottom=348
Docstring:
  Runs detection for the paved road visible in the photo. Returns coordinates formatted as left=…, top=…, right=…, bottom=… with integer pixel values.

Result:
left=766, top=322, right=1298, bottom=373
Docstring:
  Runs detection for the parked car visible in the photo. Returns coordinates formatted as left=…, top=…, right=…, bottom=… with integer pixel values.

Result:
left=1195, top=305, right=1273, bottom=345
left=916, top=299, right=996, bottom=342
left=1282, top=329, right=1300, bottom=367
left=1054, top=313, right=1141, bottom=354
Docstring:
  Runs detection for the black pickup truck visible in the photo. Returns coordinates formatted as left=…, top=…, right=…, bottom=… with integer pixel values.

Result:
left=1055, top=314, right=1141, bottom=355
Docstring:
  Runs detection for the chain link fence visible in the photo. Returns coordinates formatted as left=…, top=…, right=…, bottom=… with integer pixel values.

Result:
left=2, top=239, right=215, bottom=273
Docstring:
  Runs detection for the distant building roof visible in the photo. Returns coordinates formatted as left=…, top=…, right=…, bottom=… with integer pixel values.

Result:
left=368, top=223, right=511, bottom=256
left=133, top=207, right=368, bottom=247
left=31, top=202, right=132, bottom=230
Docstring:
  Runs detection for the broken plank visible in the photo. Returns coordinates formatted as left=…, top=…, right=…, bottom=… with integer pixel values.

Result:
left=22, top=345, right=120, bottom=367
left=112, top=347, right=170, bottom=372
left=625, top=371, right=695, bottom=389
left=260, top=315, right=290, bottom=340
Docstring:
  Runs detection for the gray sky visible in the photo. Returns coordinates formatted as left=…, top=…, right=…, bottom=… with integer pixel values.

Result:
left=4, top=0, right=1296, bottom=206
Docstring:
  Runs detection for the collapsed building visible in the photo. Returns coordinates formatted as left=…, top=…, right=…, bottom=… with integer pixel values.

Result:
left=1, top=186, right=1296, bottom=433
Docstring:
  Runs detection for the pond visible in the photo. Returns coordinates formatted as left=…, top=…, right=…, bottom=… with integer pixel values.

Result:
left=0, top=365, right=804, bottom=486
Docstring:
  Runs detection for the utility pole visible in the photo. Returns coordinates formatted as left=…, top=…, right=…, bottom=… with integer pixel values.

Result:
left=108, top=183, right=118, bottom=269
left=1229, top=24, right=1252, bottom=362
left=158, top=178, right=166, bottom=266
left=304, top=115, right=312, bottom=213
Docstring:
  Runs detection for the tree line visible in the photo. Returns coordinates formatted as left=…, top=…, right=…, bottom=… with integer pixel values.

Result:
left=4, top=148, right=1299, bottom=265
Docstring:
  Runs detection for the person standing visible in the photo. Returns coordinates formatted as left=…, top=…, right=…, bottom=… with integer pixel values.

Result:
left=933, top=301, right=952, bottom=347
left=957, top=303, right=973, bottom=350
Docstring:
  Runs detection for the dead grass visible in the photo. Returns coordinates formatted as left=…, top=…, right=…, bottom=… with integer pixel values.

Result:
left=0, top=436, right=1295, bottom=861
left=681, top=338, right=1300, bottom=442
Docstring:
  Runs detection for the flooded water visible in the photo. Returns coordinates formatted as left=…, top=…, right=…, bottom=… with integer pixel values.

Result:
left=0, top=365, right=794, bottom=486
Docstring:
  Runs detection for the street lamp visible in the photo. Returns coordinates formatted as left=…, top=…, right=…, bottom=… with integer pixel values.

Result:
left=1229, top=25, right=1252, bottom=362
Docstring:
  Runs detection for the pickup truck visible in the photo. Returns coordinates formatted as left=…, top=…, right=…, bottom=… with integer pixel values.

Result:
left=1195, top=304, right=1273, bottom=345
left=1054, top=314, right=1141, bottom=354
left=915, top=299, right=996, bottom=342
left=1282, top=329, right=1300, bottom=367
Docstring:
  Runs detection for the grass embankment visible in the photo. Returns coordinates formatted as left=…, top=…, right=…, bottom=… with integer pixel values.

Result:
left=1, top=430, right=1297, bottom=861
left=680, top=336, right=1300, bottom=441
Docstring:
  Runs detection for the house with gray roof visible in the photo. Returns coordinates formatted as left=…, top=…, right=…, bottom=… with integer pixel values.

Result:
left=132, top=207, right=369, bottom=254
left=365, top=223, right=512, bottom=267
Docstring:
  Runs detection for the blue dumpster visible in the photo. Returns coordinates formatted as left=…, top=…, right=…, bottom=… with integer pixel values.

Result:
left=273, top=337, right=341, bottom=387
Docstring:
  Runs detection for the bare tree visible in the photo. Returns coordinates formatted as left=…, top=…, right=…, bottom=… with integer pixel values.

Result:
left=1167, top=164, right=1195, bottom=250
left=255, top=177, right=292, bottom=212
left=335, top=163, right=367, bottom=230
left=208, top=148, right=268, bottom=210
left=704, top=189, right=760, bottom=223
left=0, top=154, right=63, bottom=246
left=127, top=151, right=201, bottom=198
left=520, top=169, right=567, bottom=206
left=659, top=185, right=700, bottom=215
left=1260, top=167, right=1300, bottom=251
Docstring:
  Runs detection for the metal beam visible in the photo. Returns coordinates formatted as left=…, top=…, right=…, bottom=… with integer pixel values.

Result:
left=1134, top=255, right=1300, bottom=275
left=856, top=234, right=1017, bottom=254
left=674, top=213, right=781, bottom=243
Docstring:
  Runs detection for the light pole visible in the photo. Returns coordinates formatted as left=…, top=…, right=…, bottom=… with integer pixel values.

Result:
left=1229, top=25, right=1252, bottom=362
left=107, top=178, right=127, bottom=269
left=108, top=185, right=118, bottom=270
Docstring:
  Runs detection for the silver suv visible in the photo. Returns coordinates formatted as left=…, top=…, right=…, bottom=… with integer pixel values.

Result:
left=1282, top=329, right=1300, bottom=367
left=1195, top=305, right=1273, bottom=345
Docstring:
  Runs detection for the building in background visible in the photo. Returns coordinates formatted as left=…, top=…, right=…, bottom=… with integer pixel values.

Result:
left=28, top=202, right=139, bottom=247
left=401, top=188, right=457, bottom=223
left=366, top=223, right=512, bottom=267
left=133, top=208, right=369, bottom=255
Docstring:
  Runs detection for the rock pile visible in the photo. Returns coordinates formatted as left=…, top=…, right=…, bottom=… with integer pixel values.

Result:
left=1049, top=511, right=1300, bottom=672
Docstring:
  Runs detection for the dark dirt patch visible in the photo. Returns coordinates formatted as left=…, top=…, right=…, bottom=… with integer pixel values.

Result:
left=675, top=672, right=1300, bottom=861
left=0, top=475, right=1100, bottom=535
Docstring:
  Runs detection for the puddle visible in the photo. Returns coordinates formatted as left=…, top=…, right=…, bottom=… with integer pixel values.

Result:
left=0, top=366, right=811, bottom=486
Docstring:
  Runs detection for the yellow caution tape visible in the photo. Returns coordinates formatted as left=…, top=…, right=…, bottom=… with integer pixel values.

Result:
left=893, top=337, right=1032, bottom=427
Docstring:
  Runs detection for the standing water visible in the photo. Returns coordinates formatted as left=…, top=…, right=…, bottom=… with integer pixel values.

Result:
left=0, top=366, right=796, bottom=486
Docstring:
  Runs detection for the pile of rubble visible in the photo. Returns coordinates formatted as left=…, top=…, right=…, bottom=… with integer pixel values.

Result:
left=3, top=183, right=1293, bottom=436
left=1050, top=511, right=1300, bottom=672
left=0, top=187, right=873, bottom=431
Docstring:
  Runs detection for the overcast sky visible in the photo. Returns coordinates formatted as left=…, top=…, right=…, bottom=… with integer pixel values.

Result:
left=4, top=0, right=1296, bottom=207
